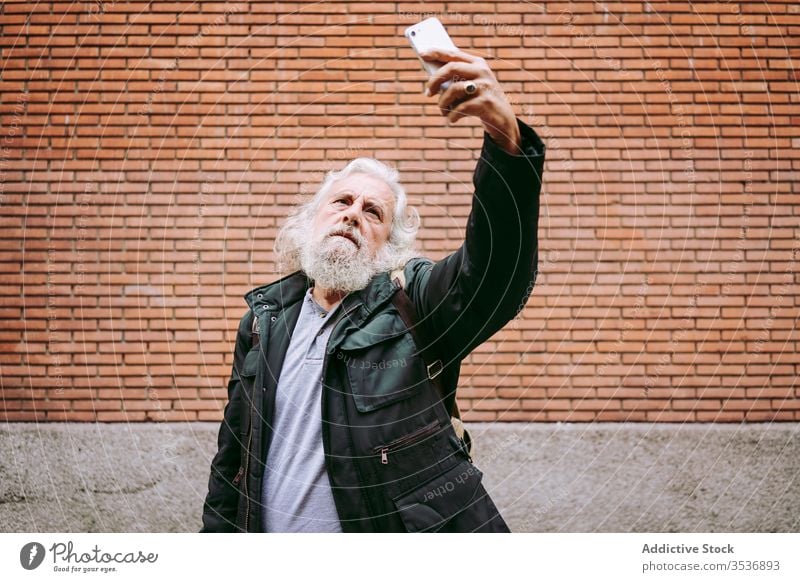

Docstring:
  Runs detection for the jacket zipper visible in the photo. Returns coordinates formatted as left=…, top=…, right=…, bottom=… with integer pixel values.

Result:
left=242, top=426, right=252, bottom=531
left=372, top=420, right=440, bottom=465
left=243, top=313, right=260, bottom=533
left=319, top=300, right=362, bottom=529
left=232, top=467, right=244, bottom=485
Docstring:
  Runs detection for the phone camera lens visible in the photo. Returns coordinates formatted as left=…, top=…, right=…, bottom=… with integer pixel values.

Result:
left=411, top=30, right=416, bottom=36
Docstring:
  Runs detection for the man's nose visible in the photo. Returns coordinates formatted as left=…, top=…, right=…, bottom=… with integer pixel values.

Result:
left=340, top=201, right=362, bottom=226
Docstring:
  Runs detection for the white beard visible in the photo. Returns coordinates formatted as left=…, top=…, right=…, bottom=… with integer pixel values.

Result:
left=299, top=226, right=394, bottom=293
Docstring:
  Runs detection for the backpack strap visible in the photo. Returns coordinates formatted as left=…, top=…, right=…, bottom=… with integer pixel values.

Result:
left=390, top=275, right=446, bottom=405
left=251, top=311, right=260, bottom=349
left=390, top=267, right=406, bottom=290
left=390, top=268, right=471, bottom=454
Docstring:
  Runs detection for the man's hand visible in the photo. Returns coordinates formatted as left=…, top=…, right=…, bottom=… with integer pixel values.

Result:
left=420, top=48, right=522, bottom=155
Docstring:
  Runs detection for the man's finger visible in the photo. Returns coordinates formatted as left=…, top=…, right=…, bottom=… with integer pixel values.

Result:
left=446, top=96, right=484, bottom=124
left=425, top=61, right=480, bottom=96
left=437, top=80, right=481, bottom=115
left=419, top=48, right=478, bottom=64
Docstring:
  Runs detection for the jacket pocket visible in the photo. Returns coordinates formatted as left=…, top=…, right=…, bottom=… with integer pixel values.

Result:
left=372, top=420, right=440, bottom=465
left=392, top=459, right=485, bottom=532
left=339, top=318, right=429, bottom=413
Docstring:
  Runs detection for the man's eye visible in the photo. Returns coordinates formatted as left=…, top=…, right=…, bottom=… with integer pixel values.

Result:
left=367, top=208, right=381, bottom=219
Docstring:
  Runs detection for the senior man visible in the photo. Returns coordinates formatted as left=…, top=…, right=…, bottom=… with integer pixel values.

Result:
left=201, top=48, right=545, bottom=533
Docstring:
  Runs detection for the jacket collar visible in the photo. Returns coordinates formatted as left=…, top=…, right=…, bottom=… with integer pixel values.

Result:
left=244, top=269, right=400, bottom=316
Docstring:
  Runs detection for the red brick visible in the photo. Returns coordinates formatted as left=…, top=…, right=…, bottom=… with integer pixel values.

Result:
left=1, top=2, right=795, bottom=424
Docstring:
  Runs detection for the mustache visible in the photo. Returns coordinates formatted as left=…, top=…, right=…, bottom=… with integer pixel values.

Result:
left=324, top=226, right=363, bottom=248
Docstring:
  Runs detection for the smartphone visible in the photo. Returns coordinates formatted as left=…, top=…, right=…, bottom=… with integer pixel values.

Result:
left=405, top=17, right=458, bottom=92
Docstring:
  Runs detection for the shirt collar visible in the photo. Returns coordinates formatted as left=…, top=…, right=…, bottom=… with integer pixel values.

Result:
left=304, top=286, right=343, bottom=320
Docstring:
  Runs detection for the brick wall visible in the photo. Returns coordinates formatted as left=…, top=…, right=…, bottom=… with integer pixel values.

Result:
left=1, top=1, right=797, bottom=423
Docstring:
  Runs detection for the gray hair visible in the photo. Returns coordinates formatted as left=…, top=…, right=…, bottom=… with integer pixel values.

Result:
left=274, top=157, right=420, bottom=274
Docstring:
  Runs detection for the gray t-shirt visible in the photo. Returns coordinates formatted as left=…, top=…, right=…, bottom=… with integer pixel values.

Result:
left=261, top=287, right=344, bottom=532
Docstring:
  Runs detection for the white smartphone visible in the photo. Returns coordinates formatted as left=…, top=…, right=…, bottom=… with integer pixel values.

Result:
left=405, top=17, right=458, bottom=92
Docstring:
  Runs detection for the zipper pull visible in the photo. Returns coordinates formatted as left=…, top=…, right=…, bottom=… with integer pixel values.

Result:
left=380, top=448, right=388, bottom=465
left=232, top=467, right=244, bottom=485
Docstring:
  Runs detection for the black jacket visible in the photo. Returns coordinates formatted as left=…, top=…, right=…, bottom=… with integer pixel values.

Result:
left=201, top=118, right=545, bottom=532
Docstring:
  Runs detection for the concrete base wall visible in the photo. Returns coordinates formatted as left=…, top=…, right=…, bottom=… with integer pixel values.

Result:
left=1, top=423, right=797, bottom=533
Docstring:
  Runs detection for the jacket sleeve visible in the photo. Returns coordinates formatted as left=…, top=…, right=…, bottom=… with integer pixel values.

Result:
left=200, top=309, right=252, bottom=532
left=403, top=117, right=545, bottom=365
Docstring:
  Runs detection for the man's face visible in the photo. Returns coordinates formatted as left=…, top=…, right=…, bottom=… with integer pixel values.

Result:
left=311, top=173, right=395, bottom=259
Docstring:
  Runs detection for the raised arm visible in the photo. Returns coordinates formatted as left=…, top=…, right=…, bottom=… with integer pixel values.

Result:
left=404, top=48, right=546, bottom=365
